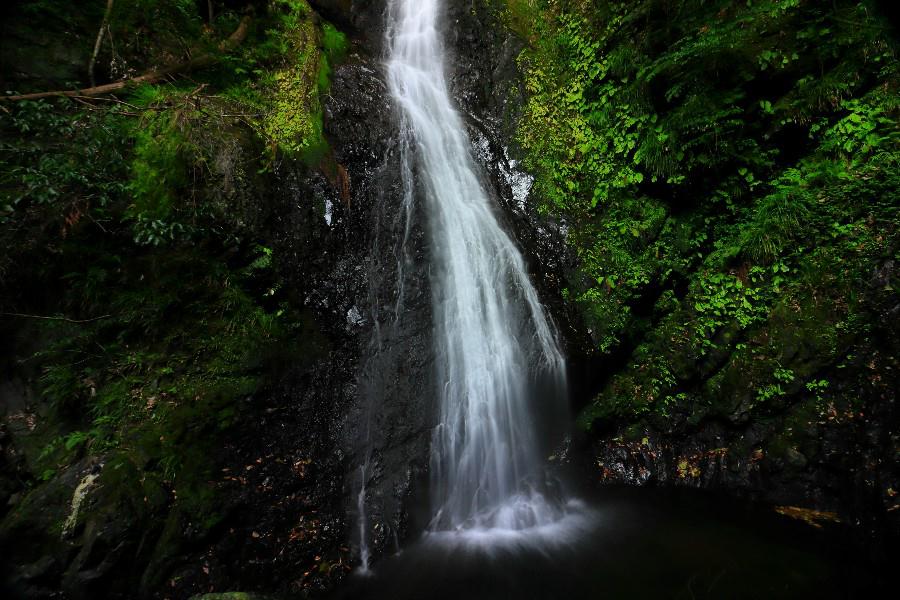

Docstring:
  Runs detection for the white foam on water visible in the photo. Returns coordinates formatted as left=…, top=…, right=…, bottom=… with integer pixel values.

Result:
left=422, top=499, right=598, bottom=552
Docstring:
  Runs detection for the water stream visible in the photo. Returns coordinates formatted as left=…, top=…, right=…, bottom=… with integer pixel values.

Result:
left=386, top=0, right=569, bottom=534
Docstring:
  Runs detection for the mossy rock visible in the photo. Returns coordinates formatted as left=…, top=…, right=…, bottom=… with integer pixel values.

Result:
left=0, top=462, right=82, bottom=560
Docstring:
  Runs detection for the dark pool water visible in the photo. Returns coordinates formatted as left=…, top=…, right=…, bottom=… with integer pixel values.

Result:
left=333, top=488, right=889, bottom=599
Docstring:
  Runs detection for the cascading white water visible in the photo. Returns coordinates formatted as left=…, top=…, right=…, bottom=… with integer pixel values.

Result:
left=386, top=0, right=568, bottom=532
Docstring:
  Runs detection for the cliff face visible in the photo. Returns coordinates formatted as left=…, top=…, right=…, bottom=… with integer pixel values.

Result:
left=0, top=1, right=897, bottom=598
left=0, top=1, right=552, bottom=596
left=0, top=1, right=398, bottom=596
left=489, top=0, right=900, bottom=558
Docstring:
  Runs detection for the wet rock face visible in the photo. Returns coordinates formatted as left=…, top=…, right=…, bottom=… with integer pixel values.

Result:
left=311, top=0, right=585, bottom=570
left=0, top=5, right=92, bottom=89
left=176, top=33, right=436, bottom=594
left=0, top=454, right=160, bottom=600
left=133, top=30, right=432, bottom=594
left=580, top=256, right=900, bottom=556
left=0, top=1, right=432, bottom=595
left=311, top=0, right=389, bottom=54
left=322, top=27, right=437, bottom=563
left=441, top=2, right=590, bottom=359
left=584, top=386, right=898, bottom=544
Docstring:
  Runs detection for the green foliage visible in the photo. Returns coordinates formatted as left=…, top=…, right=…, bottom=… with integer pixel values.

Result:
left=505, top=0, right=900, bottom=428
left=692, top=270, right=768, bottom=340
left=29, top=242, right=312, bottom=477
left=0, top=0, right=344, bottom=509
left=124, top=85, right=238, bottom=246
left=106, top=0, right=206, bottom=62
left=0, top=99, right=128, bottom=257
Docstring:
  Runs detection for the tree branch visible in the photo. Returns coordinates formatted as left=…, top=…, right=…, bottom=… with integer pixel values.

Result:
left=0, top=312, right=113, bottom=324
left=0, top=16, right=252, bottom=102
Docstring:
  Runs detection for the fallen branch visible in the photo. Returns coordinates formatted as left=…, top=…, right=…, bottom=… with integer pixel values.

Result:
left=0, top=312, right=113, bottom=324
left=0, top=16, right=252, bottom=102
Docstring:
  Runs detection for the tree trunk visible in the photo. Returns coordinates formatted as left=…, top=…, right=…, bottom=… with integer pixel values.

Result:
left=88, top=0, right=115, bottom=88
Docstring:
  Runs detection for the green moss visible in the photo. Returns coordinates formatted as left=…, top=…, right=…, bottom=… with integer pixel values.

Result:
left=129, top=109, right=192, bottom=222
left=321, top=22, right=348, bottom=64
left=257, top=0, right=332, bottom=162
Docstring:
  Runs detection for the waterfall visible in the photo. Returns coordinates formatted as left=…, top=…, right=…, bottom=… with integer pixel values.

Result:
left=386, top=0, right=568, bottom=532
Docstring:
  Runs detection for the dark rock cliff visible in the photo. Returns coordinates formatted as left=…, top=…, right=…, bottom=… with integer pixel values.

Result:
left=2, top=1, right=895, bottom=598
left=0, top=0, right=420, bottom=596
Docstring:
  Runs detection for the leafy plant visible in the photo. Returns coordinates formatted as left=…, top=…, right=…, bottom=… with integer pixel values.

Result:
left=502, top=0, right=899, bottom=428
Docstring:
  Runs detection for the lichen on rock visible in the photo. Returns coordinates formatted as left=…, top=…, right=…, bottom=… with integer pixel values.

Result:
left=60, top=467, right=102, bottom=539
